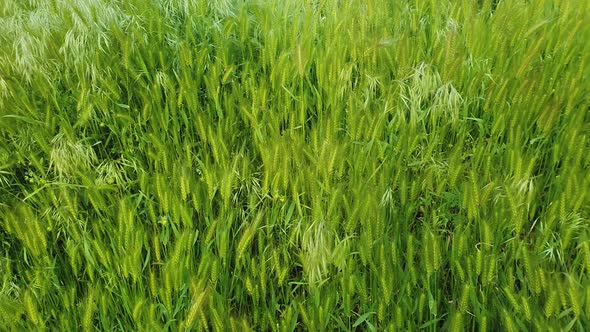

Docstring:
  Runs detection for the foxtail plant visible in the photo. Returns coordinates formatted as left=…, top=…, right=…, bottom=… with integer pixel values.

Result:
left=0, top=0, right=589, bottom=331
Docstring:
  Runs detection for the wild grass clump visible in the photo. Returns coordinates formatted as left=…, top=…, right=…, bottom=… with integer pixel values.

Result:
left=1, top=0, right=589, bottom=330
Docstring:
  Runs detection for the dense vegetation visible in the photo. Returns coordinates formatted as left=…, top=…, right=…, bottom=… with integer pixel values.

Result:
left=1, top=0, right=589, bottom=330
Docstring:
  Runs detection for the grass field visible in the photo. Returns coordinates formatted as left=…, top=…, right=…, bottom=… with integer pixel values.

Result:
left=1, top=0, right=589, bottom=330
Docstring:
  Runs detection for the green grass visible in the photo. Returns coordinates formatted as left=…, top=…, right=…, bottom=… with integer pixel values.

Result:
left=1, top=0, right=589, bottom=330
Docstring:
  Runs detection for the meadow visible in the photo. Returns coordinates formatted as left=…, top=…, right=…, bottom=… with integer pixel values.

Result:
left=0, top=0, right=589, bottom=330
